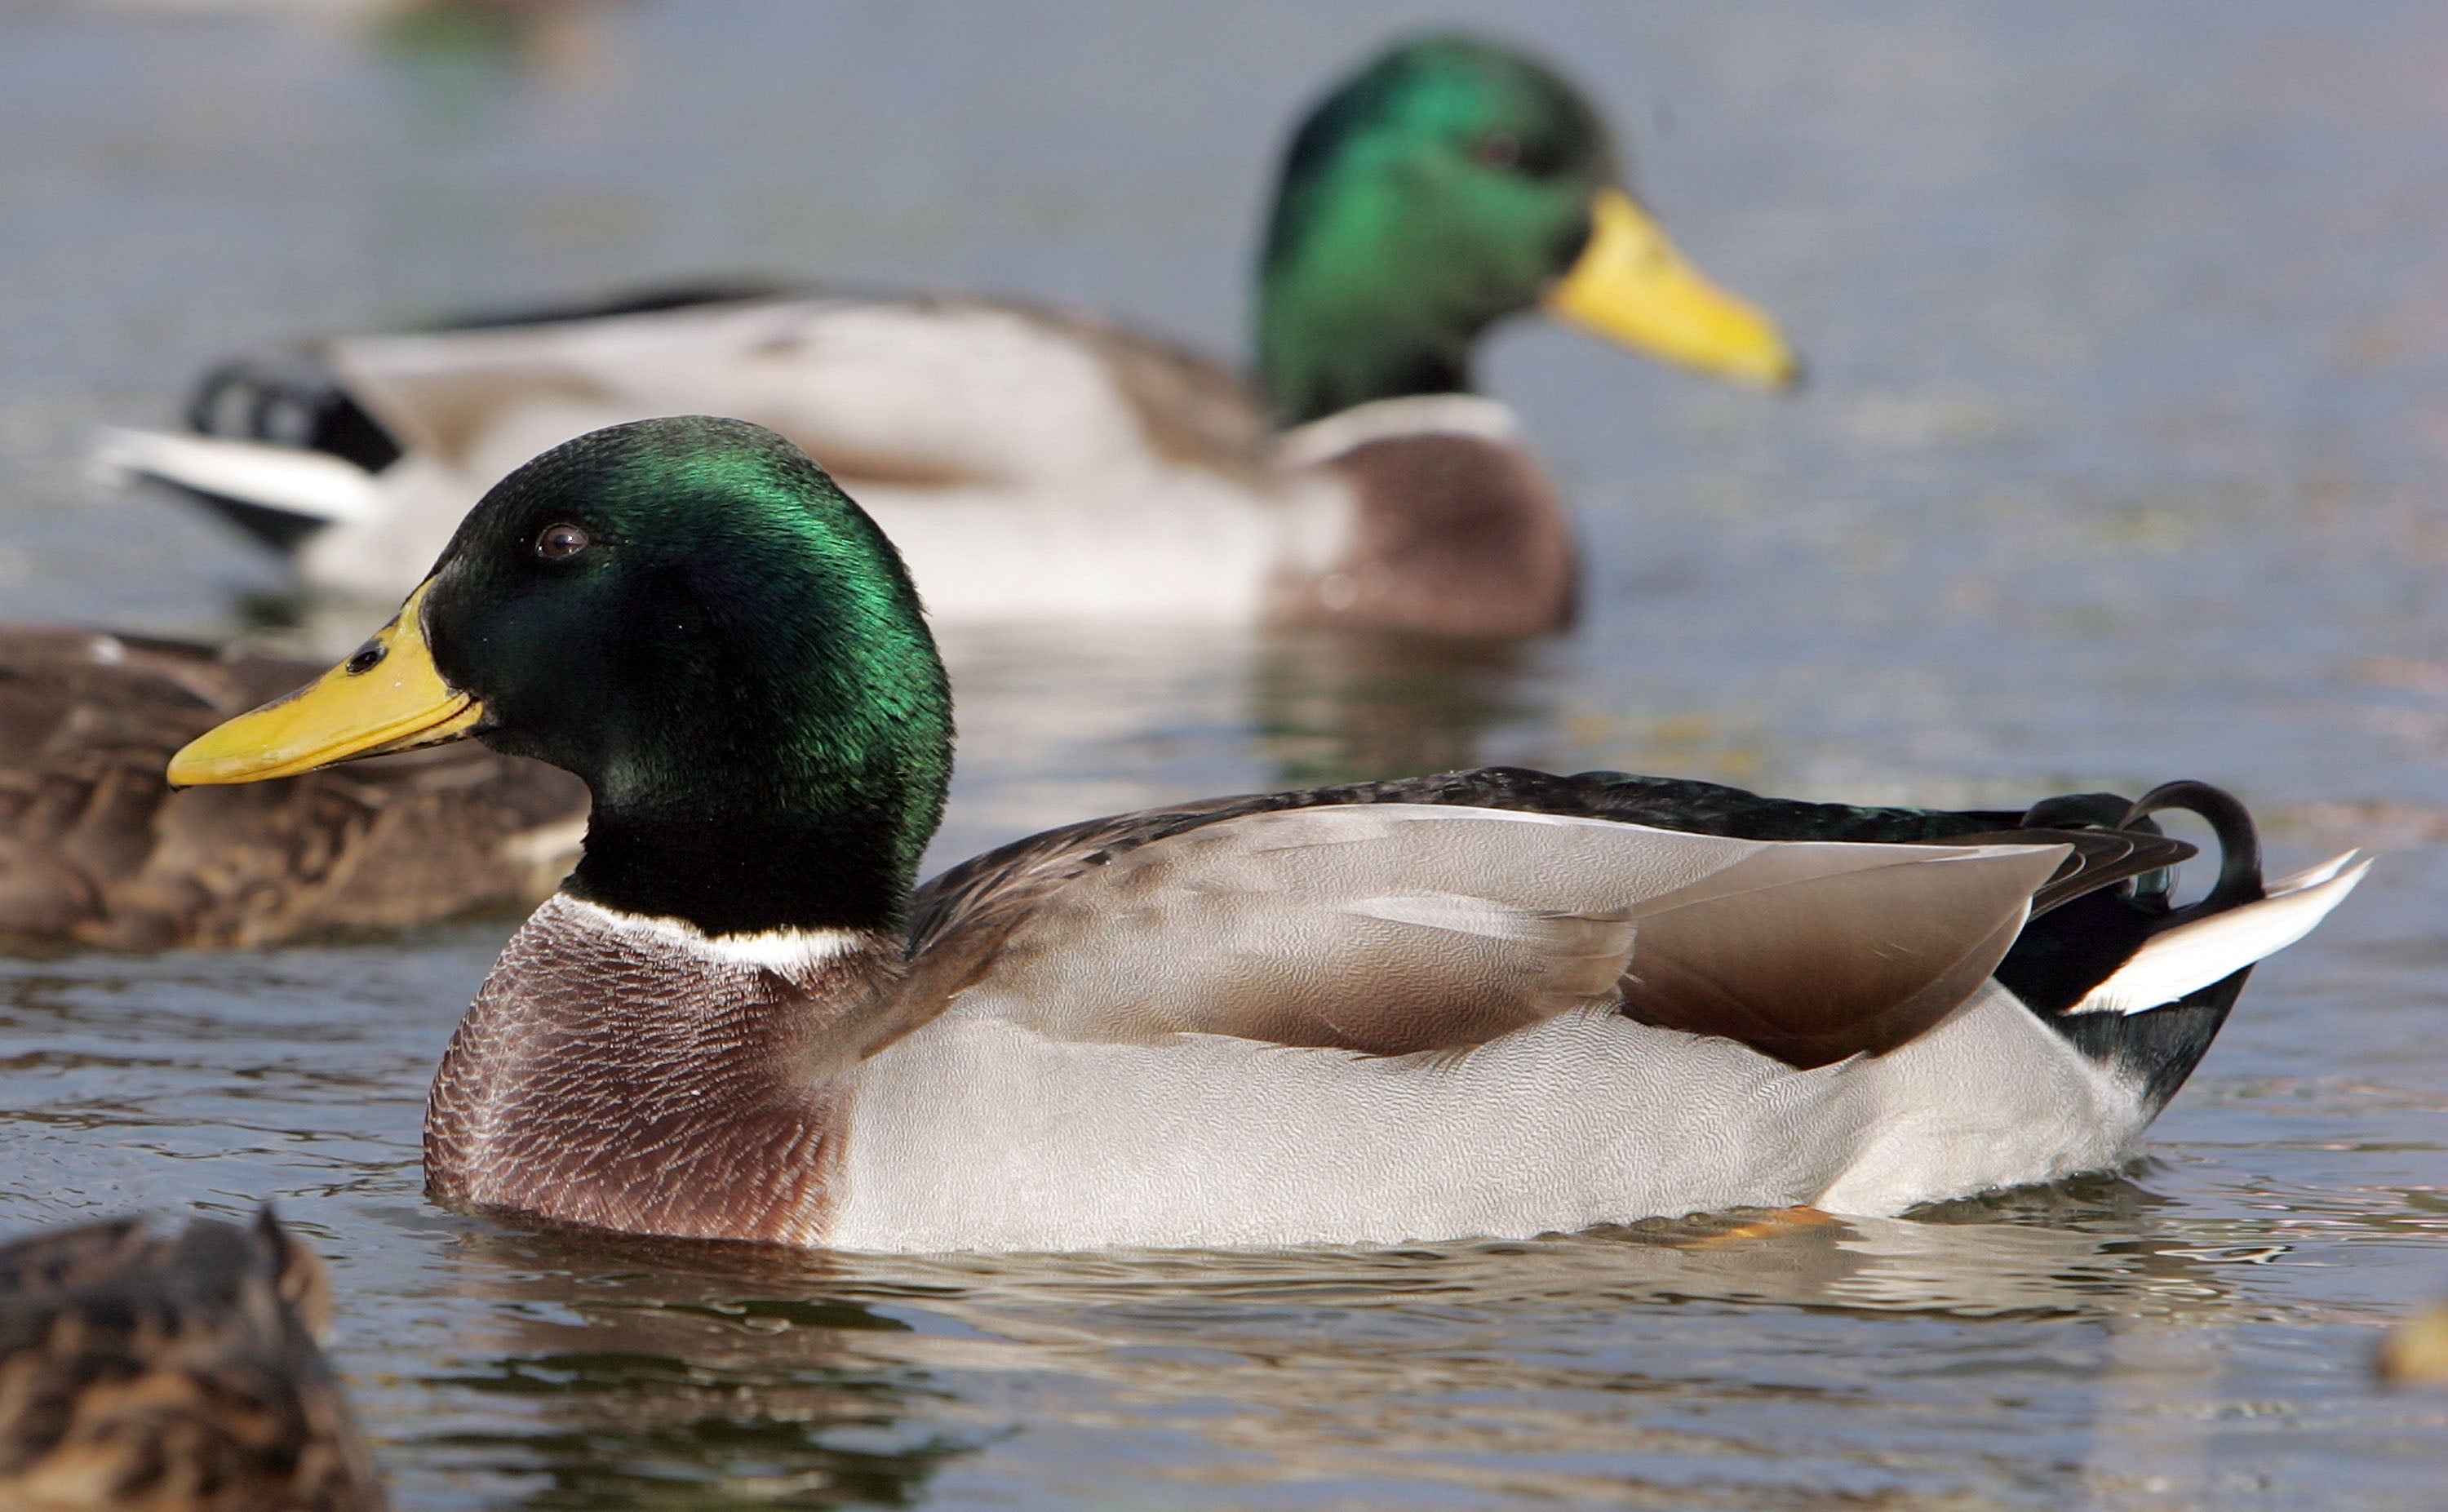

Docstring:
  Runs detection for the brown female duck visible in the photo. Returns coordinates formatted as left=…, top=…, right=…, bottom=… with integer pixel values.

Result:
left=0, top=627, right=584, bottom=949
left=0, top=1211, right=384, bottom=1511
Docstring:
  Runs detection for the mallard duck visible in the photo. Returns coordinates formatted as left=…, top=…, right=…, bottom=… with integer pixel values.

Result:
left=0, top=627, right=586, bottom=949
left=98, top=34, right=1797, bottom=638
left=0, top=1210, right=386, bottom=1511
left=162, top=419, right=2366, bottom=1251
left=2379, top=1302, right=2448, bottom=1386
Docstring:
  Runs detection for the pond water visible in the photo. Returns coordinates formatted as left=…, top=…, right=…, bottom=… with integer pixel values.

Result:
left=3, top=1, right=2447, bottom=1505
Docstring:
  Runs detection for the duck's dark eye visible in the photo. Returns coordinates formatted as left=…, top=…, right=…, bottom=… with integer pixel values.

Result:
left=534, top=523, right=591, bottom=561
left=1472, top=132, right=1522, bottom=171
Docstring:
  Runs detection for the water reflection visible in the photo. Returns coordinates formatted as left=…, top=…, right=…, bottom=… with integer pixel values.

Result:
left=5, top=923, right=2440, bottom=1504
left=10, top=1, right=2448, bottom=1502
left=391, top=1186, right=2251, bottom=1505
left=1246, top=627, right=1543, bottom=786
left=418, top=1228, right=965, bottom=1508
left=859, top=1183, right=2234, bottom=1326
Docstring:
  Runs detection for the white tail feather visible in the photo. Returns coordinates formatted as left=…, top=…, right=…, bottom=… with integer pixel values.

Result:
left=89, top=428, right=382, bottom=526
left=2067, top=851, right=2370, bottom=1016
left=2264, top=850, right=2363, bottom=895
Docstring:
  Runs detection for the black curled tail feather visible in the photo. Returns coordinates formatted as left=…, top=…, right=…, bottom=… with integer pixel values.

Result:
left=1997, top=781, right=2267, bottom=1115
left=2117, top=779, right=2263, bottom=914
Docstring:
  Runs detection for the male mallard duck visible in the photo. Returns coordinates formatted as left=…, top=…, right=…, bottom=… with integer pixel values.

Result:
left=0, top=627, right=587, bottom=949
left=0, top=1210, right=386, bottom=1511
left=167, top=420, right=2363, bottom=1250
left=99, top=34, right=1797, bottom=638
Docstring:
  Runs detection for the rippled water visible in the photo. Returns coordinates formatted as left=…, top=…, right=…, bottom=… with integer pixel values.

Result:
left=5, top=1, right=2448, bottom=1505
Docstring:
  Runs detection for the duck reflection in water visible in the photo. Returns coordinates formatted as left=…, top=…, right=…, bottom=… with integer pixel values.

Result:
left=421, top=1225, right=965, bottom=1508
left=415, top=1180, right=2234, bottom=1501
left=1248, top=627, right=1543, bottom=786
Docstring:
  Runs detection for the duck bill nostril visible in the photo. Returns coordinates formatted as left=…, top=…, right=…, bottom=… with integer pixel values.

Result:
left=166, top=578, right=484, bottom=786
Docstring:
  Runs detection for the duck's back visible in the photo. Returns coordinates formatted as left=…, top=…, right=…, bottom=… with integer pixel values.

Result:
left=116, top=291, right=1582, bottom=632
left=327, top=294, right=1271, bottom=493
left=0, top=1213, right=385, bottom=1511
left=0, top=627, right=587, bottom=949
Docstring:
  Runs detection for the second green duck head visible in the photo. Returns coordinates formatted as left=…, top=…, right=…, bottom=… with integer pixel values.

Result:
left=1259, top=33, right=1799, bottom=422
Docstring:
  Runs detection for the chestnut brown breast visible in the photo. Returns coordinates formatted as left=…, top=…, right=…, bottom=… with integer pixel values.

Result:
left=1270, top=432, right=1576, bottom=639
left=425, top=897, right=891, bottom=1245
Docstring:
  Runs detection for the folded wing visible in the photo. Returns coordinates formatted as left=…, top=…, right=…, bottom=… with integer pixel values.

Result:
left=907, top=804, right=2070, bottom=1067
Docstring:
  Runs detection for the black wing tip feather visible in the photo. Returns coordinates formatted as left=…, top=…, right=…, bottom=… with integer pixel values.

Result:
left=1919, top=826, right=2197, bottom=918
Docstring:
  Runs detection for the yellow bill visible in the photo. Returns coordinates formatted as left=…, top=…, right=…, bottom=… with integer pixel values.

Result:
left=167, top=579, right=484, bottom=786
left=1545, top=188, right=1801, bottom=392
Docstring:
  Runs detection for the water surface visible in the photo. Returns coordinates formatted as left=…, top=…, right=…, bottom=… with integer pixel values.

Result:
left=3, top=2, right=2446, bottom=1505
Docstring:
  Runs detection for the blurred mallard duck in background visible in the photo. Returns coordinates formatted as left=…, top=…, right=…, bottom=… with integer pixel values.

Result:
left=98, top=33, right=1798, bottom=639
left=0, top=1210, right=386, bottom=1511
left=2379, top=1301, right=2448, bottom=1385
left=0, top=627, right=585, bottom=949
left=166, top=419, right=2364, bottom=1252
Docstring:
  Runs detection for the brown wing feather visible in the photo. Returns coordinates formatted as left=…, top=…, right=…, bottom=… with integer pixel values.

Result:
left=0, top=627, right=588, bottom=949
left=897, top=772, right=2195, bottom=1068
left=905, top=770, right=2193, bottom=958
left=1612, top=846, right=2046, bottom=1066
left=901, top=800, right=2068, bottom=1067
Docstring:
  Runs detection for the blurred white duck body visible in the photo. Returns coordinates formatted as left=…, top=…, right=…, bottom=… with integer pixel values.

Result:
left=109, top=298, right=1377, bottom=622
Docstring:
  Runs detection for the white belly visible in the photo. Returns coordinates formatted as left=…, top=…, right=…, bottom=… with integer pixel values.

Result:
left=856, top=470, right=1347, bottom=624
left=826, top=990, right=2147, bottom=1253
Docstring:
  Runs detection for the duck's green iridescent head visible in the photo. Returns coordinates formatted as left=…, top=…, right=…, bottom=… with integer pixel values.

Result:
left=168, top=417, right=953, bottom=936
left=1257, top=33, right=1798, bottom=423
